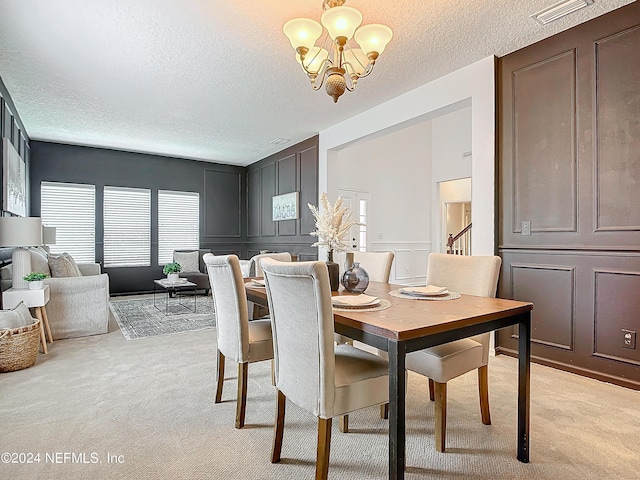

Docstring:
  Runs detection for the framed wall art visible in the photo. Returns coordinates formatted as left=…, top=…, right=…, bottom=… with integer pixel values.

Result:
left=272, top=191, right=299, bottom=221
left=3, top=137, right=26, bottom=216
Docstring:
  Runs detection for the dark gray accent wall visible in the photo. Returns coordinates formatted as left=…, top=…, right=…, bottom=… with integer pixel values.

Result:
left=0, top=76, right=31, bottom=269
left=246, top=136, right=319, bottom=261
left=29, top=141, right=246, bottom=294
left=497, top=3, right=640, bottom=390
left=0, top=75, right=31, bottom=218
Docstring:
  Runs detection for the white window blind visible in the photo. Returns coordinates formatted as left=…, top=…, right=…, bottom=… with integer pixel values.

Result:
left=158, top=190, right=200, bottom=265
left=104, top=186, right=151, bottom=267
left=40, top=182, right=96, bottom=262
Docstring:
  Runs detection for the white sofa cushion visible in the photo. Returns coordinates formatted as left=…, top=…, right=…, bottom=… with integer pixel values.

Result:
left=48, top=253, right=82, bottom=278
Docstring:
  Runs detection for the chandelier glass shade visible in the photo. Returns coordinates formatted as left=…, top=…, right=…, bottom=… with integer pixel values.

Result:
left=283, top=1, right=392, bottom=103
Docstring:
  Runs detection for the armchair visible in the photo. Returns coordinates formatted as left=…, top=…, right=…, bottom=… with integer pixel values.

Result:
left=173, top=249, right=211, bottom=295
left=44, top=263, right=110, bottom=340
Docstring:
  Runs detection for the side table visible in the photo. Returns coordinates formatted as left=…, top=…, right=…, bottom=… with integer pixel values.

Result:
left=2, top=286, right=53, bottom=354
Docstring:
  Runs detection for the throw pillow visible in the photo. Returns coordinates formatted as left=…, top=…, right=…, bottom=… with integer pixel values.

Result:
left=173, top=251, right=199, bottom=273
left=28, top=246, right=51, bottom=275
left=0, top=302, right=35, bottom=330
left=48, top=253, right=83, bottom=278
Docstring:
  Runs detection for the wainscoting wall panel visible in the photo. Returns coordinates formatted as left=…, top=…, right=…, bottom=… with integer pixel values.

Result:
left=512, top=50, right=577, bottom=233
left=204, top=169, right=242, bottom=238
left=370, top=241, right=431, bottom=285
left=246, top=136, right=318, bottom=261
left=593, top=269, right=640, bottom=366
left=510, top=263, right=575, bottom=351
left=498, top=3, right=640, bottom=390
left=595, top=25, right=640, bottom=232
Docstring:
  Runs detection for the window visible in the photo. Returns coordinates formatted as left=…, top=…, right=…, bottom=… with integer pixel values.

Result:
left=103, top=186, right=151, bottom=267
left=158, top=190, right=200, bottom=265
left=358, top=199, right=367, bottom=252
left=40, top=182, right=96, bottom=262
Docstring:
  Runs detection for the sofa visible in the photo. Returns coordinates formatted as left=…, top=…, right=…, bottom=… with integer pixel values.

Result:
left=173, top=249, right=211, bottom=295
left=1, top=249, right=110, bottom=340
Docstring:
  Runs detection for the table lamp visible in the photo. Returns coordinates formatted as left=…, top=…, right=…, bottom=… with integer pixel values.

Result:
left=0, top=216, right=43, bottom=289
left=43, top=226, right=57, bottom=247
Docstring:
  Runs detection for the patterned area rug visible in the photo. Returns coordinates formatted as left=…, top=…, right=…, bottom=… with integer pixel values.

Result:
left=109, top=297, right=216, bottom=340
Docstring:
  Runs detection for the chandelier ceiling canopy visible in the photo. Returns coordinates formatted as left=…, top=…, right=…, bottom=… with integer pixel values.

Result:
left=283, top=0, right=393, bottom=103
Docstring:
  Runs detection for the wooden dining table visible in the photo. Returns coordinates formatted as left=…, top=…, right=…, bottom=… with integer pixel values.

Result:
left=245, top=279, right=534, bottom=480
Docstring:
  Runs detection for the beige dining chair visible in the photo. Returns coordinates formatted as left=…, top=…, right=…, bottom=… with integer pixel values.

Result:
left=261, top=258, right=389, bottom=480
left=405, top=253, right=502, bottom=452
left=203, top=253, right=274, bottom=429
left=338, top=250, right=395, bottom=430
left=248, top=252, right=292, bottom=277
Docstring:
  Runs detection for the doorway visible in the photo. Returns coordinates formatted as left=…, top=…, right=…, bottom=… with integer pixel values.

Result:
left=337, top=189, right=370, bottom=252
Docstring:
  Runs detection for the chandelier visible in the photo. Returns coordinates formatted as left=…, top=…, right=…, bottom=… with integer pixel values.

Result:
left=283, top=0, right=393, bottom=103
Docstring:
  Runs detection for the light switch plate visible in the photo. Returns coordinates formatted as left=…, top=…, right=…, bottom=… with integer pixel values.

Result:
left=522, top=220, right=531, bottom=236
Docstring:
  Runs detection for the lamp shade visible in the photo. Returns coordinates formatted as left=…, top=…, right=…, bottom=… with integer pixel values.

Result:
left=321, top=6, right=362, bottom=41
left=283, top=18, right=323, bottom=50
left=43, top=226, right=57, bottom=245
left=0, top=217, right=43, bottom=247
left=343, top=48, right=369, bottom=75
left=296, top=47, right=329, bottom=74
left=354, top=24, right=393, bottom=56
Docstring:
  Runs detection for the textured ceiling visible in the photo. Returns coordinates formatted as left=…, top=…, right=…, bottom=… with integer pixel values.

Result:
left=0, top=0, right=635, bottom=166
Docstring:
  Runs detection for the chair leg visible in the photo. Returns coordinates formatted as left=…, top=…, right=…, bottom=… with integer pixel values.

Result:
left=215, top=350, right=225, bottom=403
left=434, top=381, right=447, bottom=452
left=271, top=359, right=276, bottom=386
left=428, top=378, right=435, bottom=401
left=339, top=415, right=348, bottom=433
left=380, top=403, right=389, bottom=419
left=272, top=390, right=286, bottom=463
left=235, top=362, right=248, bottom=429
left=478, top=365, right=491, bottom=425
left=316, top=417, right=332, bottom=480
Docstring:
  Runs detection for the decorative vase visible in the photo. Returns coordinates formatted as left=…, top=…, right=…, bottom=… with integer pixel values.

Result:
left=167, top=273, right=180, bottom=283
left=341, top=262, right=369, bottom=293
left=326, top=251, right=340, bottom=292
left=28, top=280, right=44, bottom=290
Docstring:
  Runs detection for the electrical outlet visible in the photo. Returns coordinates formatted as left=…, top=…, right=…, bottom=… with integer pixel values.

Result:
left=622, top=329, right=636, bottom=349
left=378, top=232, right=383, bottom=240
left=521, top=220, right=531, bottom=236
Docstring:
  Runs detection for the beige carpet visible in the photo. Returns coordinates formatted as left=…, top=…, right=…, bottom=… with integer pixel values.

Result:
left=1, top=305, right=639, bottom=480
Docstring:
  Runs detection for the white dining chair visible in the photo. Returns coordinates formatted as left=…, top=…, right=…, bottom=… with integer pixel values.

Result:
left=405, top=253, right=502, bottom=452
left=248, top=252, right=292, bottom=277
left=261, top=258, right=389, bottom=480
left=204, top=253, right=274, bottom=429
left=337, top=251, right=395, bottom=430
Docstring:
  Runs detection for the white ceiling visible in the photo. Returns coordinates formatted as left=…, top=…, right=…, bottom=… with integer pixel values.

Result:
left=0, top=0, right=635, bottom=166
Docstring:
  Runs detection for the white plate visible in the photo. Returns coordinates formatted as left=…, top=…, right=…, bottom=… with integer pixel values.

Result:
left=332, top=294, right=380, bottom=307
left=400, top=285, right=449, bottom=297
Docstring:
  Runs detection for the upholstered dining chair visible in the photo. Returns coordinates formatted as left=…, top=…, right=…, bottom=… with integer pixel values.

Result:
left=405, top=253, right=502, bottom=452
left=203, top=253, right=274, bottom=429
left=248, top=252, right=292, bottom=277
left=261, top=258, right=389, bottom=480
left=337, top=250, right=395, bottom=429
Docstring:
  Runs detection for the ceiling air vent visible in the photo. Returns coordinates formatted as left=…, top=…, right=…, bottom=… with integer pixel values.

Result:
left=269, top=138, right=291, bottom=145
left=531, top=0, right=594, bottom=25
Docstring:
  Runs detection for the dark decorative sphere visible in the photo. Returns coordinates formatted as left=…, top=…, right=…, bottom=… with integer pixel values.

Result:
left=341, top=262, right=369, bottom=293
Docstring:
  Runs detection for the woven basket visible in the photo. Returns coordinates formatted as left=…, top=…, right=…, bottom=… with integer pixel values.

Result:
left=0, top=319, right=41, bottom=373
